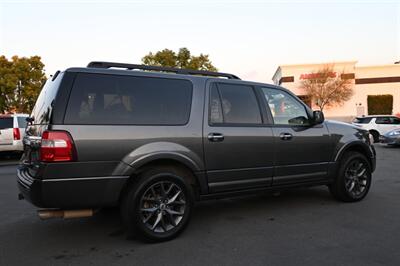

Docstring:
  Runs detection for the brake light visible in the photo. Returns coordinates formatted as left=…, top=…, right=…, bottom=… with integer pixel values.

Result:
left=40, top=131, right=76, bottom=162
left=13, top=128, right=20, bottom=140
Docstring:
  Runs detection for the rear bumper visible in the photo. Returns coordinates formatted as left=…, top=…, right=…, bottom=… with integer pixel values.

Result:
left=17, top=166, right=129, bottom=209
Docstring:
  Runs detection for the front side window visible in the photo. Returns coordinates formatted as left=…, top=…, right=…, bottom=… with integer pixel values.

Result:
left=376, top=117, right=400, bottom=124
left=65, top=73, right=193, bottom=125
left=375, top=117, right=391, bottom=124
left=261, top=87, right=309, bottom=125
left=390, top=117, right=400, bottom=124
left=209, top=83, right=262, bottom=125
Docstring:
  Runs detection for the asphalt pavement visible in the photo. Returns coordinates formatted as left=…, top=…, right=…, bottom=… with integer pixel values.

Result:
left=0, top=145, right=399, bottom=266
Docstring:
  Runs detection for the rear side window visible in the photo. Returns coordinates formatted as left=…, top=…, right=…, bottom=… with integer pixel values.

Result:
left=353, top=117, right=372, bottom=124
left=31, top=72, right=64, bottom=124
left=65, top=73, right=193, bottom=125
left=17, top=117, right=28, bottom=128
left=0, top=117, right=13, bottom=129
left=209, top=83, right=262, bottom=124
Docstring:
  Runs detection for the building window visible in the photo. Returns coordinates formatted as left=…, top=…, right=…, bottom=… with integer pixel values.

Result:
left=297, top=95, right=312, bottom=108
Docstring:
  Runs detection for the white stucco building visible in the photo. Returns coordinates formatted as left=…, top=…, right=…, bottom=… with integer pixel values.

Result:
left=272, top=61, right=400, bottom=122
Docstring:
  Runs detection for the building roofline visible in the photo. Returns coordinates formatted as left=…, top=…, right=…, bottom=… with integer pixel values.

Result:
left=356, top=64, right=400, bottom=69
left=278, top=60, right=358, bottom=68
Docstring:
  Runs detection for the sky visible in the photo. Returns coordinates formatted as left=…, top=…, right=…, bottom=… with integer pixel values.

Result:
left=0, top=0, right=399, bottom=82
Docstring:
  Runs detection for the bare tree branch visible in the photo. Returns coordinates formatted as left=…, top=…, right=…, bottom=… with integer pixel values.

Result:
left=299, top=65, right=353, bottom=112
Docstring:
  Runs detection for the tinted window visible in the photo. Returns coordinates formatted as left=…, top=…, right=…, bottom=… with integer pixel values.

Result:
left=31, top=72, right=64, bottom=124
left=0, top=117, right=13, bottom=129
left=376, top=117, right=400, bottom=124
left=65, top=73, right=193, bottom=125
left=392, top=117, right=400, bottom=124
left=17, top=117, right=27, bottom=128
left=261, top=88, right=309, bottom=125
left=353, top=117, right=372, bottom=124
left=209, top=84, right=223, bottom=124
left=210, top=83, right=262, bottom=124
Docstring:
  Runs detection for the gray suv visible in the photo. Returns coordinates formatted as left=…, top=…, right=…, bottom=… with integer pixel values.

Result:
left=17, top=62, right=376, bottom=242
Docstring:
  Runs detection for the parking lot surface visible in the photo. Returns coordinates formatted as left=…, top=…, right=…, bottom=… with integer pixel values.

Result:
left=0, top=145, right=399, bottom=266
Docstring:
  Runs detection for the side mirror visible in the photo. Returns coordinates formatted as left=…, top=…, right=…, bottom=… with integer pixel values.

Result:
left=313, top=110, right=324, bottom=124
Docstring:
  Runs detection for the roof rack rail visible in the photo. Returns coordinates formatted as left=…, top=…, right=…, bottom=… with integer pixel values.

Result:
left=87, top=61, right=240, bottom=80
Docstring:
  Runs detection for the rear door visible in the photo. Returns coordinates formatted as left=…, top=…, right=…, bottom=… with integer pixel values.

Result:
left=259, top=87, right=332, bottom=185
left=0, top=117, right=14, bottom=145
left=203, top=81, right=274, bottom=193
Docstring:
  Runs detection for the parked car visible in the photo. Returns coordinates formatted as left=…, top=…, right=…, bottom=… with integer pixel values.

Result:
left=17, top=62, right=376, bottom=242
left=352, top=115, right=400, bottom=143
left=0, top=114, right=29, bottom=153
left=379, top=128, right=400, bottom=146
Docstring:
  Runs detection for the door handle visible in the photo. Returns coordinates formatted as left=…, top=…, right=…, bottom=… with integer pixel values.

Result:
left=279, top=132, right=293, bottom=140
left=208, top=133, right=224, bottom=142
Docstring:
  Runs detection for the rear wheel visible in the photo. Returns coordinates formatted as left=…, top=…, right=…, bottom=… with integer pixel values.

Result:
left=121, top=166, right=194, bottom=242
left=329, top=152, right=371, bottom=202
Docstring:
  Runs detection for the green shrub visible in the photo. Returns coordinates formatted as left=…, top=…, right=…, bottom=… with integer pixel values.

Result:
left=367, top=95, right=393, bottom=115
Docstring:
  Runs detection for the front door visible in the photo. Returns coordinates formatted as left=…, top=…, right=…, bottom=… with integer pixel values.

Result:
left=203, top=82, right=274, bottom=193
left=375, top=116, right=400, bottom=135
left=259, top=87, right=333, bottom=185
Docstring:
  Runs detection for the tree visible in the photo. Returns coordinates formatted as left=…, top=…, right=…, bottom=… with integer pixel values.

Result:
left=0, top=55, right=47, bottom=114
left=0, top=56, right=15, bottom=113
left=142, top=47, right=218, bottom=71
left=299, top=65, right=354, bottom=111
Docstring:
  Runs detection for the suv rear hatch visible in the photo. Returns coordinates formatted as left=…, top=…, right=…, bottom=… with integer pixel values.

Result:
left=21, top=72, right=65, bottom=170
left=0, top=116, right=14, bottom=145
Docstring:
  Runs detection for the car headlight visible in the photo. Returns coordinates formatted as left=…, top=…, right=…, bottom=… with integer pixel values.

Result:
left=389, top=130, right=400, bottom=136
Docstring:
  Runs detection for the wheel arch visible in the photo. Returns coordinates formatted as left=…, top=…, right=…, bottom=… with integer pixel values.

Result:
left=118, top=157, right=207, bottom=204
left=334, top=141, right=374, bottom=171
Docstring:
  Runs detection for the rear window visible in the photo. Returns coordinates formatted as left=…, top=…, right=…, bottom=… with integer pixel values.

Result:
left=31, top=72, right=64, bottom=124
left=64, top=73, right=193, bottom=125
left=17, top=117, right=28, bottom=128
left=353, top=117, right=372, bottom=124
left=0, top=117, right=13, bottom=129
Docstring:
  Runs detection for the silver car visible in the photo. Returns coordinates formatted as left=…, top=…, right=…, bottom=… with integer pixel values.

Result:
left=0, top=114, right=29, bottom=152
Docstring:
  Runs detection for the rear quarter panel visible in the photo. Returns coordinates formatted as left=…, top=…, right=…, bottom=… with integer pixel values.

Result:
left=49, top=77, right=206, bottom=178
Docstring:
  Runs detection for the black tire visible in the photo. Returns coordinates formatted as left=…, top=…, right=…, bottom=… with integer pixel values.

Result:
left=369, top=130, right=380, bottom=143
left=121, top=166, right=194, bottom=242
left=329, top=151, right=372, bottom=202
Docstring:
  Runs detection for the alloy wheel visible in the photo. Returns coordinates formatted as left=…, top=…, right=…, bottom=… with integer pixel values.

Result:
left=139, top=181, right=186, bottom=233
left=344, top=159, right=369, bottom=197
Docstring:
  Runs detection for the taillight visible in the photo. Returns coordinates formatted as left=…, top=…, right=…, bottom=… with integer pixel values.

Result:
left=13, top=128, right=20, bottom=140
left=40, top=131, right=76, bottom=162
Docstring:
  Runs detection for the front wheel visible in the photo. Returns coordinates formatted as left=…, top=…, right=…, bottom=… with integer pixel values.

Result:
left=329, top=152, right=372, bottom=202
left=121, top=166, right=194, bottom=242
